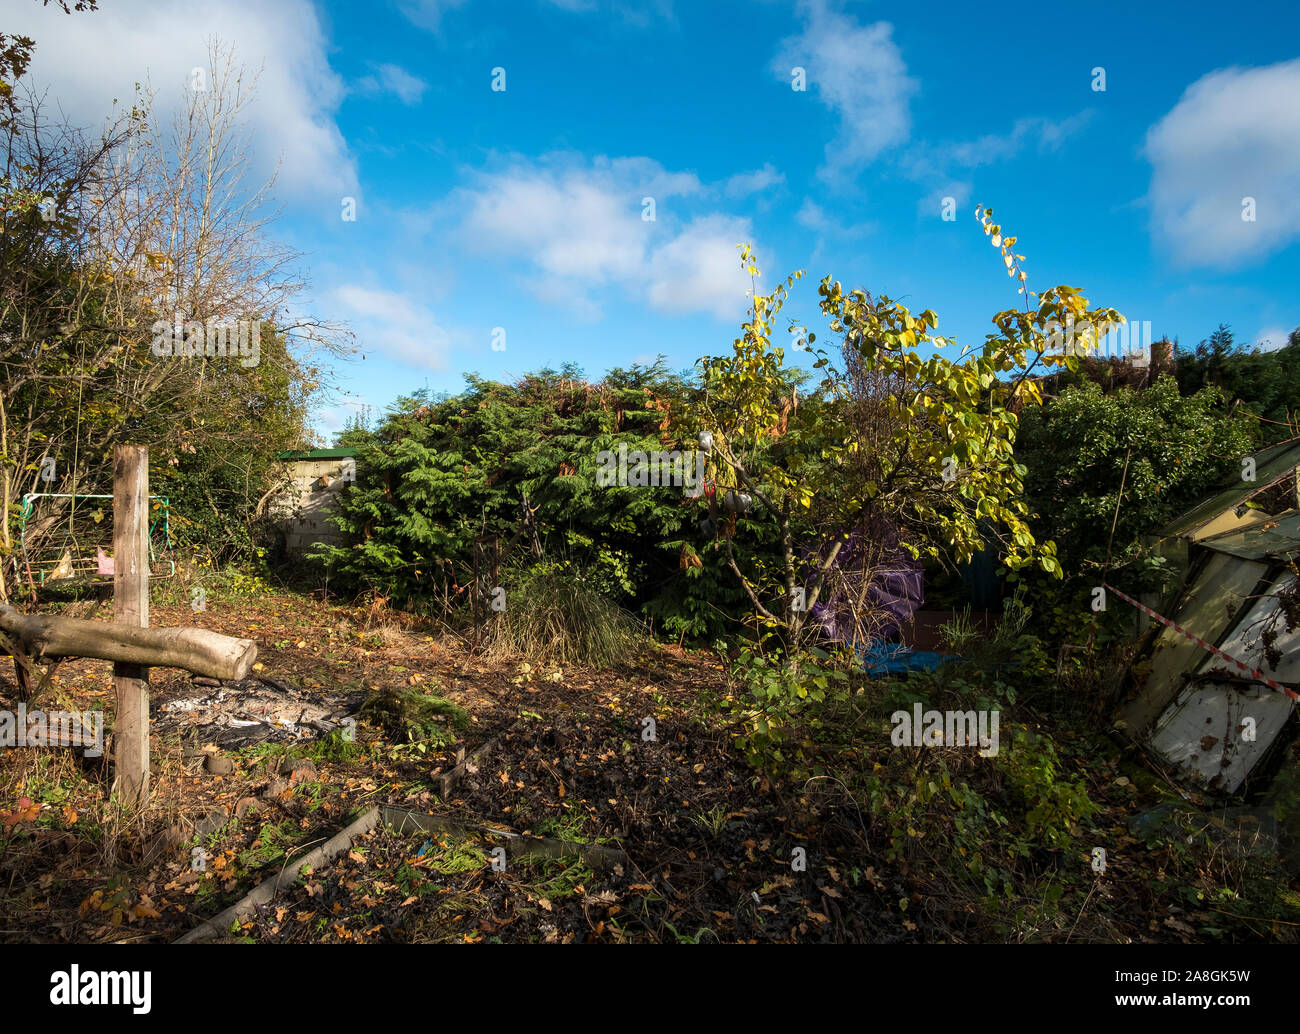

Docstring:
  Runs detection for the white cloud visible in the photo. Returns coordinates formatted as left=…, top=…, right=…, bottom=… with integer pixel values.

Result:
left=1035, top=111, right=1094, bottom=152
left=723, top=163, right=785, bottom=198
left=398, top=0, right=471, bottom=31
left=7, top=0, right=356, bottom=200
left=916, top=182, right=971, bottom=220
left=772, top=0, right=917, bottom=181
left=334, top=284, right=453, bottom=370
left=522, top=274, right=606, bottom=324
left=456, top=155, right=758, bottom=320
left=1253, top=325, right=1295, bottom=352
left=463, top=170, right=646, bottom=282
left=1144, top=59, right=1300, bottom=268
left=797, top=199, right=830, bottom=232
left=797, top=197, right=874, bottom=238
left=944, top=112, right=1093, bottom=169
left=356, top=64, right=429, bottom=106
left=647, top=215, right=755, bottom=321
left=544, top=0, right=675, bottom=23
left=901, top=113, right=1088, bottom=217
left=315, top=401, right=370, bottom=435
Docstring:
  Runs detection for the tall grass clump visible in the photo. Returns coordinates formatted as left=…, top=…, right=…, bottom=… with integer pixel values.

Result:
left=485, top=566, right=646, bottom=669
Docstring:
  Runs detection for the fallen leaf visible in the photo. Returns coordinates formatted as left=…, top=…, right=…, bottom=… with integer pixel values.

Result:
left=1, top=797, right=40, bottom=831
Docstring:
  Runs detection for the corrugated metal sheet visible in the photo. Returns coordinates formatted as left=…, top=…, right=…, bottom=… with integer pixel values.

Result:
left=1117, top=552, right=1269, bottom=733
left=1200, top=572, right=1300, bottom=685
left=1160, top=440, right=1300, bottom=540
left=1195, top=512, right=1300, bottom=563
left=1139, top=568, right=1298, bottom=793
left=1148, top=680, right=1292, bottom=794
left=1126, top=446, right=1300, bottom=795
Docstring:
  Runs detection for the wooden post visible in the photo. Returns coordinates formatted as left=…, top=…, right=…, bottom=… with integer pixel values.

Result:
left=113, top=445, right=150, bottom=805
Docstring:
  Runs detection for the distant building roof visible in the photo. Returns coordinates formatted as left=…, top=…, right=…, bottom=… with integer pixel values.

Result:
left=276, top=448, right=359, bottom=461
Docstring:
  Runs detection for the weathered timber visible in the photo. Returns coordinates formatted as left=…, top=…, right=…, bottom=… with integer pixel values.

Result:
left=0, top=605, right=258, bottom=680
left=114, top=443, right=152, bottom=804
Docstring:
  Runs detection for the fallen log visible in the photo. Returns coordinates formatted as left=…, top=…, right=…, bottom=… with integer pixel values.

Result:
left=0, top=605, right=258, bottom=681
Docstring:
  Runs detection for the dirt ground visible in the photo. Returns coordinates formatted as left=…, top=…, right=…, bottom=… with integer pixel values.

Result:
left=0, top=591, right=912, bottom=943
left=2, top=589, right=1295, bottom=943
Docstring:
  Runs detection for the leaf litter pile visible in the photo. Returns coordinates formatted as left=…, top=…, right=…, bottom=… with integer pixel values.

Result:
left=239, top=699, right=912, bottom=944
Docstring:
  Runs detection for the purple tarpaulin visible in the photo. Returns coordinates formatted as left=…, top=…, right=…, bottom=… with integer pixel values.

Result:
left=803, top=522, right=924, bottom=644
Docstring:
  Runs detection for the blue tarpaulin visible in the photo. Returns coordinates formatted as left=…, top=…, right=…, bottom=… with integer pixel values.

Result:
left=861, top=642, right=954, bottom=677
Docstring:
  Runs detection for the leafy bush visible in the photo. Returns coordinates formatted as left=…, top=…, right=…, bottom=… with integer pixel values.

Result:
left=999, top=725, right=1100, bottom=848
left=1017, top=375, right=1255, bottom=562
left=310, top=362, right=758, bottom=639
left=1012, top=373, right=1258, bottom=650
left=1175, top=324, right=1300, bottom=443
left=721, top=640, right=852, bottom=774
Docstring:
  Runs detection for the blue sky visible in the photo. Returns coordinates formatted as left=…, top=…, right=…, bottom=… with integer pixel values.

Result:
left=11, top=0, right=1300, bottom=438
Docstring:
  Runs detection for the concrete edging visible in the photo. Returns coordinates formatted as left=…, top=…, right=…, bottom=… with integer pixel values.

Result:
left=174, top=803, right=628, bottom=942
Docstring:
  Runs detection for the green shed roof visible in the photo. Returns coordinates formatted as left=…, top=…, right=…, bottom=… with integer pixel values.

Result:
left=1197, top=509, right=1300, bottom=563
left=1160, top=439, right=1300, bottom=538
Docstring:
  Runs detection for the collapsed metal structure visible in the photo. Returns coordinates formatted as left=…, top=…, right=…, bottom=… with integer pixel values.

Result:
left=1117, top=440, right=1300, bottom=794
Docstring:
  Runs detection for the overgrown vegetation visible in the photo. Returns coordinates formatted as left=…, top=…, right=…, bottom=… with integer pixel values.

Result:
left=484, top=564, right=647, bottom=669
left=0, top=28, right=335, bottom=600
left=3, top=10, right=1298, bottom=942
left=358, top=685, right=469, bottom=750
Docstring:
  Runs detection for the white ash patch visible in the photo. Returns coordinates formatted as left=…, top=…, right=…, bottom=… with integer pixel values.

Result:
left=154, top=676, right=363, bottom=749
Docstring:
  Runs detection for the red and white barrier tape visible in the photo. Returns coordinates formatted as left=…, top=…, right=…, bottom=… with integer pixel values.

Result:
left=1102, top=582, right=1298, bottom=702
